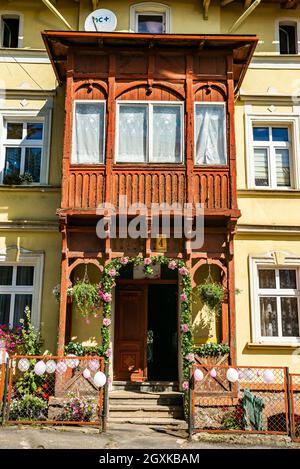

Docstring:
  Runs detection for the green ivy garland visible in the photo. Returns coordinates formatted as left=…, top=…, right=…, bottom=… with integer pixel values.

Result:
left=98, top=256, right=193, bottom=394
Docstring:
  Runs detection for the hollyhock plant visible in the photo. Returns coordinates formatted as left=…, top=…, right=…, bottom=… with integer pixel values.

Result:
left=179, top=266, right=189, bottom=276
left=181, top=323, right=189, bottom=333
left=103, top=318, right=111, bottom=327
left=168, top=260, right=177, bottom=270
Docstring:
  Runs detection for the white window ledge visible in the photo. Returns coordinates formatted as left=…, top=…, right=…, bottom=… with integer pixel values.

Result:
left=247, top=342, right=300, bottom=350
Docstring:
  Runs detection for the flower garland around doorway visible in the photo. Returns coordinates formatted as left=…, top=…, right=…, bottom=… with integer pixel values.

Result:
left=98, top=256, right=193, bottom=391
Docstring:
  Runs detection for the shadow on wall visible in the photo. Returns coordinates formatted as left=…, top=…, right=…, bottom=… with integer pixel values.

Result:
left=192, top=263, right=222, bottom=345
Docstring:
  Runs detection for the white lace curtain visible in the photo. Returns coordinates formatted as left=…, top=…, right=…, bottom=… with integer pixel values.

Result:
left=195, top=104, right=226, bottom=165
left=72, top=102, right=105, bottom=164
left=117, top=104, right=182, bottom=163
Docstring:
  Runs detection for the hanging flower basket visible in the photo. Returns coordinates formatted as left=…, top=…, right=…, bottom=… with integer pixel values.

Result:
left=198, top=282, right=224, bottom=315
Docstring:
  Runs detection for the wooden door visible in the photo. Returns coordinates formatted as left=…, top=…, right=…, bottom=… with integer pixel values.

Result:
left=114, top=285, right=147, bottom=381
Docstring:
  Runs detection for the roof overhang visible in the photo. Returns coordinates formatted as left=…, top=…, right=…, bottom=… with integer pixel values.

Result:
left=42, top=31, right=258, bottom=91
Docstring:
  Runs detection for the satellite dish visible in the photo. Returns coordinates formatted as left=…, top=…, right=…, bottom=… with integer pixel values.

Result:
left=84, top=9, right=117, bottom=32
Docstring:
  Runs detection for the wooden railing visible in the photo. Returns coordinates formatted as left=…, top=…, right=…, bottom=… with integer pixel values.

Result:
left=63, top=166, right=231, bottom=212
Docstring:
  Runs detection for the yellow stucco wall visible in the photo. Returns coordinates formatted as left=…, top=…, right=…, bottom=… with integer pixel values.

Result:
left=235, top=236, right=300, bottom=373
left=1, top=0, right=300, bottom=367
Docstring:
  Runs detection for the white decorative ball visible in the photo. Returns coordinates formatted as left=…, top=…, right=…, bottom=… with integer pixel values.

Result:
left=45, top=360, right=56, bottom=374
left=0, top=350, right=9, bottom=365
left=83, top=368, right=91, bottom=379
left=194, top=368, right=204, bottom=382
left=18, top=358, right=30, bottom=372
left=88, top=359, right=100, bottom=371
left=34, top=360, right=46, bottom=376
left=226, top=368, right=239, bottom=383
left=66, top=354, right=79, bottom=369
left=93, top=371, right=106, bottom=388
left=263, top=369, right=275, bottom=384
left=210, top=368, right=217, bottom=378
left=56, top=360, right=68, bottom=374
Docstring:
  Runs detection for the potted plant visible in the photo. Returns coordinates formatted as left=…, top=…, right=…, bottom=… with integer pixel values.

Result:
left=3, top=172, right=22, bottom=185
left=193, top=343, right=230, bottom=366
left=197, top=281, right=224, bottom=316
left=72, top=279, right=100, bottom=319
left=19, top=172, right=34, bottom=185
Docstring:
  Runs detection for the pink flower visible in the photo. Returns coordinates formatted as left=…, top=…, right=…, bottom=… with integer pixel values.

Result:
left=105, top=348, right=112, bottom=358
left=144, top=257, right=152, bottom=265
left=120, top=257, right=129, bottom=265
left=179, top=266, right=189, bottom=276
left=108, top=268, right=117, bottom=277
left=168, top=260, right=177, bottom=270
left=185, top=353, right=195, bottom=363
left=180, top=293, right=188, bottom=302
left=181, top=324, right=189, bottom=333
left=100, top=291, right=112, bottom=303
left=182, top=381, right=189, bottom=391
left=103, top=318, right=111, bottom=327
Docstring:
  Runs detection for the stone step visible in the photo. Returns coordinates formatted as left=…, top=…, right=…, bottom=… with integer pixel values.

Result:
left=107, top=417, right=187, bottom=427
left=109, top=404, right=184, bottom=419
left=112, top=381, right=179, bottom=392
left=109, top=391, right=183, bottom=406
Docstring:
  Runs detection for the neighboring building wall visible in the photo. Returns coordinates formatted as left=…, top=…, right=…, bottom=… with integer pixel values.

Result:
left=0, top=0, right=300, bottom=369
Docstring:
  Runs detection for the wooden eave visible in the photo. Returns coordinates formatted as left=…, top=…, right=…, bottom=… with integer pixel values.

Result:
left=42, top=31, right=258, bottom=91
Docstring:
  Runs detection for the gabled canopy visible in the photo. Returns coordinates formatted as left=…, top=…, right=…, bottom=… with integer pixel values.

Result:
left=42, top=31, right=257, bottom=92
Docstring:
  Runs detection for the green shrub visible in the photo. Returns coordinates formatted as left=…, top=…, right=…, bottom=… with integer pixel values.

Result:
left=9, top=395, right=48, bottom=421
left=194, top=343, right=230, bottom=357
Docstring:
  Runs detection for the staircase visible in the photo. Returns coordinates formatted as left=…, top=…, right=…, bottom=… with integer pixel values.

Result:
left=108, top=382, right=186, bottom=427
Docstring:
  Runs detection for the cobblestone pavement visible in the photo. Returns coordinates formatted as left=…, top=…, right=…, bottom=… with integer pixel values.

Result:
left=0, top=424, right=297, bottom=449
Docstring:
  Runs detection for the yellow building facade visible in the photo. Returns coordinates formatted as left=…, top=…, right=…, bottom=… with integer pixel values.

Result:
left=0, top=0, right=300, bottom=372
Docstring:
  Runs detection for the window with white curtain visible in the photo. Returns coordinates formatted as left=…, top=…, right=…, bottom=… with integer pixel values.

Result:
left=116, top=102, right=183, bottom=163
left=0, top=265, right=35, bottom=328
left=195, top=103, right=227, bottom=165
left=72, top=101, right=105, bottom=164
left=256, top=267, right=300, bottom=340
left=252, top=126, right=291, bottom=189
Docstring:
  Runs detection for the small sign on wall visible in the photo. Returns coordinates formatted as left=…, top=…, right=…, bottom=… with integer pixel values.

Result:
left=155, top=235, right=167, bottom=252
left=84, top=9, right=117, bottom=32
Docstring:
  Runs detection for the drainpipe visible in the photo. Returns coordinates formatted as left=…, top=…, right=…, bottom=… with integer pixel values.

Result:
left=41, top=0, right=74, bottom=30
left=228, top=0, right=261, bottom=33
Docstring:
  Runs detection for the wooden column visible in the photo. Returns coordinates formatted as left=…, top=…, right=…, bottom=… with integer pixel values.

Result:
left=227, top=55, right=238, bottom=211
left=57, top=217, right=69, bottom=355
left=104, top=54, right=116, bottom=258
left=61, top=53, right=74, bottom=210
left=227, top=220, right=237, bottom=365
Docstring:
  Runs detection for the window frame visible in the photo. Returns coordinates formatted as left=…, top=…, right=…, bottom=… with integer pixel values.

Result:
left=0, top=109, right=52, bottom=185
left=136, top=12, right=166, bottom=34
left=275, top=18, right=299, bottom=55
left=0, top=11, right=24, bottom=48
left=115, top=100, right=184, bottom=164
left=194, top=102, right=227, bottom=166
left=251, top=124, right=292, bottom=189
left=245, top=113, right=300, bottom=190
left=250, top=255, right=300, bottom=345
left=129, top=2, right=171, bottom=34
left=71, top=99, right=106, bottom=166
left=0, top=250, right=43, bottom=329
